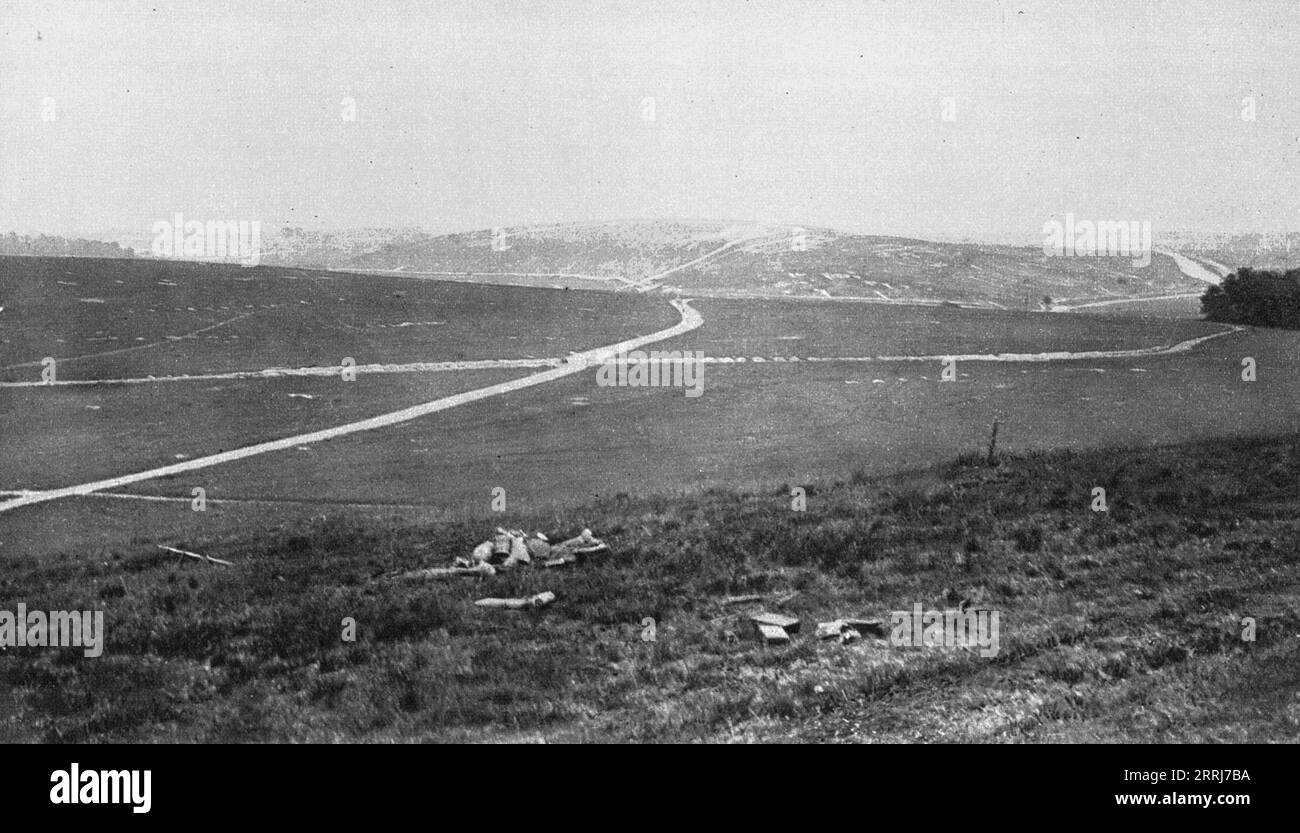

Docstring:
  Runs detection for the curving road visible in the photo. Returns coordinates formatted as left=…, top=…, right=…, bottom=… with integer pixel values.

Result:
left=0, top=298, right=703, bottom=514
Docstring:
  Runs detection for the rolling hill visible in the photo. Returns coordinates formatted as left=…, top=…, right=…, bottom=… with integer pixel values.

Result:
left=259, top=220, right=1219, bottom=310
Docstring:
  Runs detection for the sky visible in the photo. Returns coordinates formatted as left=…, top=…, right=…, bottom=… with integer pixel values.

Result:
left=1, top=0, right=1297, bottom=244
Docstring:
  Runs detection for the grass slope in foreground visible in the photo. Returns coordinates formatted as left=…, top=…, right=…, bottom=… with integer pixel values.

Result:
left=2, top=433, right=1298, bottom=742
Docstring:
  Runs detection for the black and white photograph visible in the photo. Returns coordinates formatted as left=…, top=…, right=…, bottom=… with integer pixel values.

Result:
left=0, top=0, right=1294, bottom=792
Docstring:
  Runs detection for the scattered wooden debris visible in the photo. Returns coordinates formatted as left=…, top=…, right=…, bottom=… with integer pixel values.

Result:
left=462, top=528, right=607, bottom=570
left=816, top=620, right=848, bottom=640
left=842, top=618, right=887, bottom=638
left=754, top=622, right=791, bottom=645
left=400, top=563, right=495, bottom=580
left=751, top=612, right=800, bottom=634
left=158, top=545, right=232, bottom=567
left=817, top=618, right=882, bottom=642
left=525, top=535, right=552, bottom=562
left=722, top=594, right=764, bottom=606
left=546, top=528, right=610, bottom=562
left=474, top=591, right=556, bottom=611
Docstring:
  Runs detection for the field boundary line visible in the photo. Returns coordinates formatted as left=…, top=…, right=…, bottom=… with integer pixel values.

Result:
left=1051, top=293, right=1202, bottom=312
left=781, top=324, right=1243, bottom=363
left=0, top=358, right=560, bottom=387
left=2, top=323, right=1243, bottom=388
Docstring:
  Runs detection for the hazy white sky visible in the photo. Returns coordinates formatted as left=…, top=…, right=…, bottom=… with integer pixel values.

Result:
left=1, top=0, right=1296, bottom=242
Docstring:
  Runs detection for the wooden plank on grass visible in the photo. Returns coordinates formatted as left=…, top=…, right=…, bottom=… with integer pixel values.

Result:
left=475, top=591, right=556, bottom=610
left=400, top=563, right=495, bottom=580
left=755, top=622, right=790, bottom=644
left=751, top=612, right=800, bottom=633
left=842, top=618, right=886, bottom=637
left=816, top=620, right=847, bottom=640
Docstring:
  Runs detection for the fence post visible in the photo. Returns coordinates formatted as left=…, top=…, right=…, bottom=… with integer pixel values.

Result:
left=986, top=418, right=1000, bottom=466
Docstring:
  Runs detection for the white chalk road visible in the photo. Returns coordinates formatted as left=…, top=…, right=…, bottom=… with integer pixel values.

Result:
left=0, top=299, right=702, bottom=514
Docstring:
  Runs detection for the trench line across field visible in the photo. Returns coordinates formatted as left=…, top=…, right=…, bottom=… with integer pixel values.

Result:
left=0, top=325, right=1242, bottom=388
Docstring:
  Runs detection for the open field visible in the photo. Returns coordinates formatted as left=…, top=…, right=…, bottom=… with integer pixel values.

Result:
left=0, top=256, right=675, bottom=380
left=2, top=433, right=1298, bottom=742
left=2, top=253, right=1298, bottom=743
left=0, top=372, right=530, bottom=490
left=3, top=256, right=1292, bottom=560
left=3, top=255, right=1296, bottom=556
